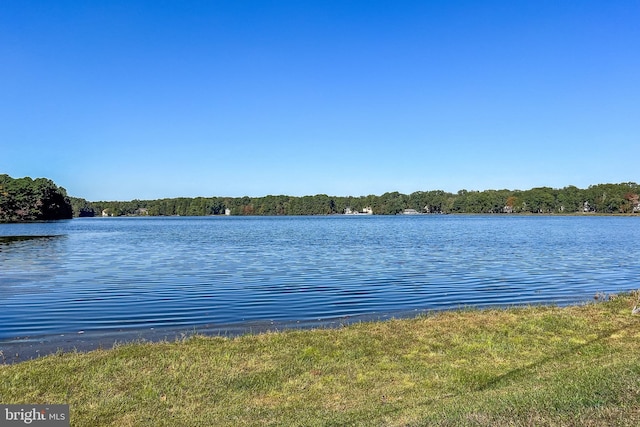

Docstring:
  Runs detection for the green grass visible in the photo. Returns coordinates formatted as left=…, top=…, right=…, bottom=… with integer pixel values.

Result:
left=2, top=293, right=640, bottom=426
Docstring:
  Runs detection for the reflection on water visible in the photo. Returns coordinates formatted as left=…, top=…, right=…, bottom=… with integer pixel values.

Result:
left=0, top=216, right=639, bottom=340
left=0, top=234, right=63, bottom=245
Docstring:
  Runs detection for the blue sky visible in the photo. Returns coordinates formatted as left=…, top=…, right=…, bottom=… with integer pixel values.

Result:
left=1, top=1, right=638, bottom=201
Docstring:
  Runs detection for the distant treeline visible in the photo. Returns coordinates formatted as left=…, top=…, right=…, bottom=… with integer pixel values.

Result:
left=0, top=174, right=73, bottom=222
left=71, top=182, right=640, bottom=217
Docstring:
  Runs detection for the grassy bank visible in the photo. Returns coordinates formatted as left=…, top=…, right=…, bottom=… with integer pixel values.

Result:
left=1, top=294, right=639, bottom=426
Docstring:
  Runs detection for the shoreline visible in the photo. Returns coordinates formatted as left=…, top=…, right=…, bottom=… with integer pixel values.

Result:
left=0, top=311, right=413, bottom=365
left=0, top=299, right=601, bottom=365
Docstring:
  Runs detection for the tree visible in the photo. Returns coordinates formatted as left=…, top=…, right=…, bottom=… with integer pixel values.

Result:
left=0, top=175, right=73, bottom=222
left=556, top=185, right=582, bottom=213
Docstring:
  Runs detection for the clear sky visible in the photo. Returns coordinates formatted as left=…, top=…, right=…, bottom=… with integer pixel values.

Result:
left=1, top=1, right=638, bottom=201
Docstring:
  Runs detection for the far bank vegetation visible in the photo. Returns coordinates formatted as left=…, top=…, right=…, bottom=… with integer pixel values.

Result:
left=73, top=182, right=640, bottom=217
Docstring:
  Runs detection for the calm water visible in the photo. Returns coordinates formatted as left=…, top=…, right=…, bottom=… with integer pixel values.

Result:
left=1, top=215, right=639, bottom=341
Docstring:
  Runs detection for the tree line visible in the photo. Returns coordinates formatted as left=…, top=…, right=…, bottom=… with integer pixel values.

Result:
left=71, top=182, right=640, bottom=217
left=0, top=174, right=73, bottom=222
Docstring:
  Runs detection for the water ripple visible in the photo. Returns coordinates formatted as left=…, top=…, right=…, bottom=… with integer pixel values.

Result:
left=1, top=216, right=639, bottom=339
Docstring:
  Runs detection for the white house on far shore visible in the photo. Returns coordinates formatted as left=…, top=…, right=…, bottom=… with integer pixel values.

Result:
left=401, top=209, right=420, bottom=215
left=344, top=207, right=373, bottom=215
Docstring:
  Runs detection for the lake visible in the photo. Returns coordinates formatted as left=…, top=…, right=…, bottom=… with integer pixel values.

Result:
left=1, top=215, right=639, bottom=347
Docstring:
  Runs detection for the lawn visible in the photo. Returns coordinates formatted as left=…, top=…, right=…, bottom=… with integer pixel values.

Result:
left=1, top=293, right=639, bottom=426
